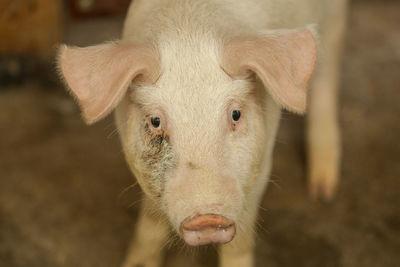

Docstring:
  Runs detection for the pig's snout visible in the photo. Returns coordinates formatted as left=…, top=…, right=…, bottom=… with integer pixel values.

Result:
left=180, top=214, right=236, bottom=246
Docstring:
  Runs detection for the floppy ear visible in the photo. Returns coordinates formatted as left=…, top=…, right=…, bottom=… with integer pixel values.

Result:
left=222, top=28, right=317, bottom=113
left=57, top=42, right=159, bottom=124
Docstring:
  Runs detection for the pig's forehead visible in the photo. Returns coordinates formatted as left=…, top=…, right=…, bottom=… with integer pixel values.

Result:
left=153, top=46, right=249, bottom=102
left=156, top=34, right=229, bottom=84
left=133, top=35, right=252, bottom=116
left=134, top=76, right=251, bottom=115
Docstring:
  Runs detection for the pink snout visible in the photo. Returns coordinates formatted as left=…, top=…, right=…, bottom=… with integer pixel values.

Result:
left=180, top=214, right=236, bottom=246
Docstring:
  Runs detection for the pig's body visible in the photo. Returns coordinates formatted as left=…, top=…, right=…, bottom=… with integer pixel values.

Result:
left=58, top=0, right=347, bottom=266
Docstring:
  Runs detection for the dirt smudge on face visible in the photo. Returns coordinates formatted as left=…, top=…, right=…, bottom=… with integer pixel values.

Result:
left=140, top=123, right=177, bottom=198
left=186, top=161, right=200, bottom=170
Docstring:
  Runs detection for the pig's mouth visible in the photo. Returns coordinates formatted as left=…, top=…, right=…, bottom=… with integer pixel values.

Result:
left=179, top=214, right=236, bottom=246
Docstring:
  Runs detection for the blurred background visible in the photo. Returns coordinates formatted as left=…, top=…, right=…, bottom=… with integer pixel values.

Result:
left=0, top=0, right=399, bottom=266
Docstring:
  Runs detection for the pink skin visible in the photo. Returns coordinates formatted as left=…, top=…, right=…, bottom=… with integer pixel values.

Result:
left=56, top=0, right=338, bottom=265
left=58, top=20, right=317, bottom=257
left=146, top=99, right=247, bottom=246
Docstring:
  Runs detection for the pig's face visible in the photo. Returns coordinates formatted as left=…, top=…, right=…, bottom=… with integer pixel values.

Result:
left=58, top=28, right=316, bottom=246
left=115, top=44, right=274, bottom=245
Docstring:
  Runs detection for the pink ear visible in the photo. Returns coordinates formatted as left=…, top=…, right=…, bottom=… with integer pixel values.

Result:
left=57, top=42, right=159, bottom=124
left=223, top=28, right=317, bottom=113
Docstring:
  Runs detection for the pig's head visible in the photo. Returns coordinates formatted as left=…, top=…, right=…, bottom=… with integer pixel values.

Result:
left=57, top=28, right=316, bottom=246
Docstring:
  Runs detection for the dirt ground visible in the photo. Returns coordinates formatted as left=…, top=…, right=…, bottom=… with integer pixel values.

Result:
left=1, top=1, right=399, bottom=267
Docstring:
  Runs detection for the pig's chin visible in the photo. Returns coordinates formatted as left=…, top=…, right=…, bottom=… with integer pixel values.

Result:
left=179, top=214, right=236, bottom=246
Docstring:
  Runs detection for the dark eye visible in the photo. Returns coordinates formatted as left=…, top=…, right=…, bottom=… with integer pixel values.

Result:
left=151, top=117, right=161, bottom=128
left=232, top=110, right=241, bottom=122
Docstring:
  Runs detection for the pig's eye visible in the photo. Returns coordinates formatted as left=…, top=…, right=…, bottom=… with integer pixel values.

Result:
left=151, top=117, right=161, bottom=129
left=232, top=110, right=241, bottom=122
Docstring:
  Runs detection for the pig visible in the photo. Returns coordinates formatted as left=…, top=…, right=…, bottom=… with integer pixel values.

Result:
left=57, top=0, right=347, bottom=266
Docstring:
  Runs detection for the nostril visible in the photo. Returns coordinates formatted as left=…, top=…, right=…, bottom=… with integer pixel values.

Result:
left=180, top=214, right=236, bottom=246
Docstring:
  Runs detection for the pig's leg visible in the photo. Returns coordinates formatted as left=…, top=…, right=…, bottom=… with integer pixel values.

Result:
left=122, top=196, right=168, bottom=267
left=219, top=184, right=266, bottom=267
left=219, top=232, right=255, bottom=267
left=307, top=1, right=347, bottom=200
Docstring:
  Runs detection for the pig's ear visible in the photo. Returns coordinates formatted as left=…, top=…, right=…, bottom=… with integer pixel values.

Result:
left=57, top=42, right=159, bottom=124
left=222, top=28, right=317, bottom=113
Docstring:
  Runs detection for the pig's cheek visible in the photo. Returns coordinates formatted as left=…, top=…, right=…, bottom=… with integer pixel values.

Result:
left=138, top=132, right=177, bottom=199
left=234, top=109, right=266, bottom=190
